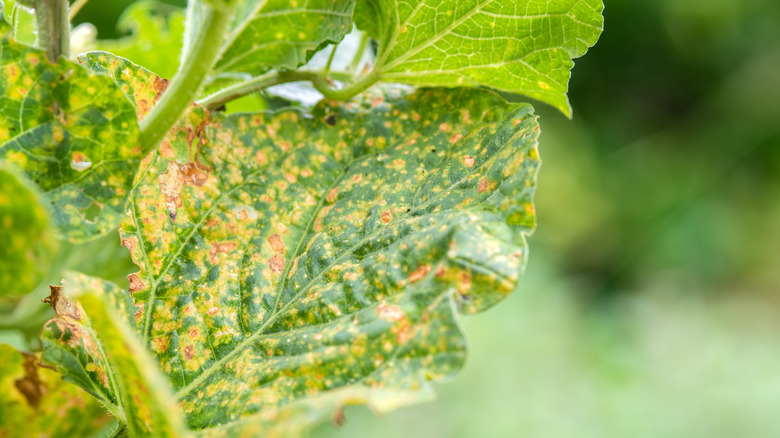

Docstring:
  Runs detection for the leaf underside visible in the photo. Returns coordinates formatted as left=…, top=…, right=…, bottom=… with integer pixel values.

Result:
left=212, top=0, right=356, bottom=77
left=38, top=54, right=540, bottom=434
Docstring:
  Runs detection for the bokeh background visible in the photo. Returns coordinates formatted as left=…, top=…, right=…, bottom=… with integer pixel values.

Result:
left=67, top=0, right=780, bottom=436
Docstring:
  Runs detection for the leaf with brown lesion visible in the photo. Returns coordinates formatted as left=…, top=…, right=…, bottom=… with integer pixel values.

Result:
left=0, top=344, right=111, bottom=437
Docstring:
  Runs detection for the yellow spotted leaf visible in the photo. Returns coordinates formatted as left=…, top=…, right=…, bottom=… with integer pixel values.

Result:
left=0, top=30, right=143, bottom=241
left=0, top=344, right=111, bottom=437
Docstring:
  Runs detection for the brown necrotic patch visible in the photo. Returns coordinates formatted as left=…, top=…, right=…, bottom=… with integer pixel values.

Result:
left=14, top=354, right=47, bottom=408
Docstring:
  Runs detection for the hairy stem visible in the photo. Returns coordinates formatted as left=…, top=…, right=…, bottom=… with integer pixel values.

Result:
left=34, top=0, right=70, bottom=61
left=139, top=1, right=236, bottom=154
left=198, top=70, right=380, bottom=110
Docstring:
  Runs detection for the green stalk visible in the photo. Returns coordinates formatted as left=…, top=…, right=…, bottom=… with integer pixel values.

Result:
left=34, top=0, right=70, bottom=61
left=198, top=70, right=379, bottom=110
left=139, top=1, right=237, bottom=154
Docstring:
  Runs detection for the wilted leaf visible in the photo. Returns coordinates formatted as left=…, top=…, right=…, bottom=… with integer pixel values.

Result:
left=0, top=31, right=143, bottom=241
left=211, top=0, right=356, bottom=77
left=40, top=271, right=188, bottom=438
left=0, top=343, right=110, bottom=437
left=0, top=165, right=55, bottom=296
left=355, top=0, right=604, bottom=116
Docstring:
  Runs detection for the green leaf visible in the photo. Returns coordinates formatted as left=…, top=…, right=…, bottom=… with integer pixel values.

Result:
left=41, top=271, right=189, bottom=438
left=355, top=0, right=604, bottom=116
left=0, top=164, right=55, bottom=296
left=211, top=0, right=356, bottom=77
left=96, top=1, right=186, bottom=79
left=0, top=344, right=111, bottom=437
left=109, top=65, right=539, bottom=433
left=0, top=33, right=143, bottom=241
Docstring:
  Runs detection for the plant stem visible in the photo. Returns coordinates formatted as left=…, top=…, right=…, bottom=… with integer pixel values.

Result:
left=323, top=43, right=338, bottom=74
left=68, top=0, right=90, bottom=20
left=348, top=32, right=369, bottom=74
left=35, top=0, right=70, bottom=61
left=138, top=1, right=236, bottom=154
left=198, top=70, right=380, bottom=110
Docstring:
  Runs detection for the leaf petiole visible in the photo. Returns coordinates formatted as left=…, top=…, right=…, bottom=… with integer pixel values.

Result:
left=197, top=69, right=380, bottom=110
left=138, top=0, right=237, bottom=154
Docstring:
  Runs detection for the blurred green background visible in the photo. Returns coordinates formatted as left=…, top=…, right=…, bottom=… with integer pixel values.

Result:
left=69, top=0, right=780, bottom=436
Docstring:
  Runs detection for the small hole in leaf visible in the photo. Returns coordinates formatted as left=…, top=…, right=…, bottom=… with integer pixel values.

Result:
left=324, top=114, right=337, bottom=126
left=81, top=202, right=102, bottom=223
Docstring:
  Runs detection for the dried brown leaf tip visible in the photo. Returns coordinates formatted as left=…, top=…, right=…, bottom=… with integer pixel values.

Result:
left=42, top=284, right=62, bottom=311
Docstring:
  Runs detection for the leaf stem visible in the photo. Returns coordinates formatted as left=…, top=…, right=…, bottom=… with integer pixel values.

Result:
left=68, top=0, right=90, bottom=20
left=34, top=0, right=70, bottom=61
left=138, top=1, right=236, bottom=154
left=198, top=70, right=380, bottom=110
left=323, top=43, right=338, bottom=74
left=348, top=32, right=369, bottom=73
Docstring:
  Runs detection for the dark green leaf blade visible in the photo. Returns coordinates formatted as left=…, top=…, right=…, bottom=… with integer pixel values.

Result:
left=356, top=0, right=605, bottom=116
left=211, top=0, right=356, bottom=76
left=121, top=82, right=539, bottom=432
left=0, top=33, right=143, bottom=241
left=0, top=164, right=55, bottom=296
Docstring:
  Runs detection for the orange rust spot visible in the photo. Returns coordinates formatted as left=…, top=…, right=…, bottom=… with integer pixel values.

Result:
left=134, top=302, right=144, bottom=324
left=478, top=178, right=489, bottom=193
left=449, top=133, right=463, bottom=143
left=159, top=141, right=175, bottom=158
left=207, top=307, right=219, bottom=316
left=127, top=273, right=146, bottom=293
left=435, top=265, right=446, bottom=277
left=380, top=210, right=392, bottom=224
left=180, top=162, right=209, bottom=187
left=153, top=76, right=170, bottom=103
left=209, top=242, right=237, bottom=263
left=255, top=150, right=268, bottom=166
left=188, top=327, right=200, bottom=338
left=152, top=336, right=169, bottom=354
left=268, top=234, right=285, bottom=253
left=376, top=304, right=405, bottom=321
left=439, top=122, right=449, bottom=131
left=409, top=265, right=431, bottom=283
left=121, top=237, right=138, bottom=252
left=352, top=174, right=362, bottom=183
left=183, top=345, right=195, bottom=360
left=371, top=96, right=384, bottom=108
left=269, top=255, right=285, bottom=274
left=301, top=169, right=313, bottom=178
left=456, top=271, right=473, bottom=294
left=462, top=156, right=476, bottom=168
left=326, top=188, right=338, bottom=203
left=285, top=173, right=297, bottom=183
left=14, top=354, right=46, bottom=408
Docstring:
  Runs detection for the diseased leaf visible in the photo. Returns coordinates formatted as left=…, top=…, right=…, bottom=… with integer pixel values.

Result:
left=96, top=0, right=186, bottom=79
left=100, top=61, right=538, bottom=433
left=211, top=0, right=356, bottom=77
left=355, top=0, right=604, bottom=116
left=0, top=32, right=143, bottom=241
left=0, top=164, right=55, bottom=296
left=0, top=344, right=111, bottom=437
left=40, top=271, right=188, bottom=438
